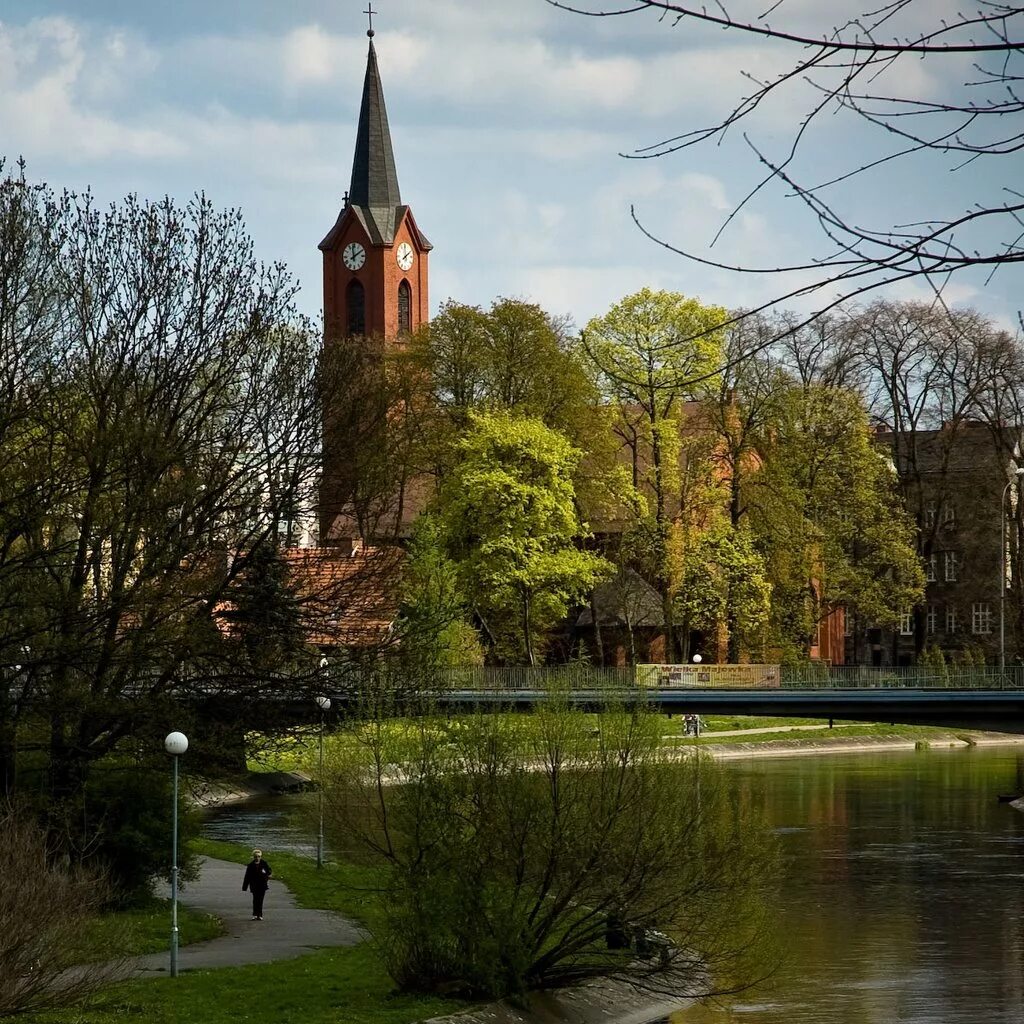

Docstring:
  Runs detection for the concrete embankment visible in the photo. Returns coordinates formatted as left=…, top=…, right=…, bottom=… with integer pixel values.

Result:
left=697, top=730, right=1024, bottom=760
left=420, top=975, right=691, bottom=1024
left=193, top=769, right=312, bottom=808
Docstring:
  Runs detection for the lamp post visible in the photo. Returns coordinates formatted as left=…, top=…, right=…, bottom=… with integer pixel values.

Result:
left=691, top=653, right=702, bottom=736
left=1000, top=468, right=1024, bottom=672
left=164, top=731, right=188, bottom=978
left=316, top=656, right=331, bottom=869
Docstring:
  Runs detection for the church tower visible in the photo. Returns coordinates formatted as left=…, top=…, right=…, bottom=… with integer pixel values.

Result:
left=319, top=22, right=432, bottom=547
left=319, top=26, right=431, bottom=345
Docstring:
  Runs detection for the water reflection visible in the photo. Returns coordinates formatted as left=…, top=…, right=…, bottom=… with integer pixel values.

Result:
left=671, top=748, right=1024, bottom=1024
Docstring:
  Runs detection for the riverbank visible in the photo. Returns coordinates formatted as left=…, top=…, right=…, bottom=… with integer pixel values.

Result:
left=695, top=728, right=1024, bottom=760
left=421, top=975, right=692, bottom=1024
left=196, top=769, right=313, bottom=808
left=418, top=726, right=1024, bottom=1024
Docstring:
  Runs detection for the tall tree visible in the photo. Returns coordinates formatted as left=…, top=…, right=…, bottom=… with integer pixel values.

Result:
left=582, top=288, right=727, bottom=658
left=749, top=383, right=924, bottom=660
left=848, top=300, right=1018, bottom=658
left=408, top=296, right=599, bottom=443
left=425, top=413, right=612, bottom=665
left=0, top=166, right=364, bottom=874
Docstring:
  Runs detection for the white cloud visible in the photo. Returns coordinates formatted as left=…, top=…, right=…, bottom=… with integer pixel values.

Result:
left=0, top=17, right=179, bottom=161
left=282, top=24, right=335, bottom=84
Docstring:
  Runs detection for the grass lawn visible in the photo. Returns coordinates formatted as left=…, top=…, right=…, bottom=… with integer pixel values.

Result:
left=20, top=943, right=461, bottom=1024
left=79, top=898, right=223, bottom=961
left=695, top=715, right=833, bottom=732
left=18, top=840, right=467, bottom=1024
left=245, top=713, right=954, bottom=777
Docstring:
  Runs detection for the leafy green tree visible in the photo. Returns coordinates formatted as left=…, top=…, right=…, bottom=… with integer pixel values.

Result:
left=672, top=517, right=771, bottom=660
left=581, top=288, right=728, bottom=658
left=404, top=297, right=617, bottom=509
left=427, top=413, right=612, bottom=665
left=749, top=384, right=924, bottom=659
left=411, top=297, right=596, bottom=434
left=397, top=517, right=484, bottom=670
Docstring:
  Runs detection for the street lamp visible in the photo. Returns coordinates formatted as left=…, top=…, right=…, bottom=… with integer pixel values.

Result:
left=164, top=731, right=188, bottom=978
left=691, top=653, right=702, bottom=736
left=1001, top=468, right=1024, bottom=672
left=316, top=657, right=331, bottom=870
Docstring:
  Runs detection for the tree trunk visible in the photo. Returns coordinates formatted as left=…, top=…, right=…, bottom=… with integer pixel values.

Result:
left=649, top=411, right=676, bottom=661
left=590, top=589, right=605, bottom=665
left=523, top=590, right=535, bottom=667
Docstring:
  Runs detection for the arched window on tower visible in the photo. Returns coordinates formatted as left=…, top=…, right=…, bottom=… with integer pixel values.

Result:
left=346, top=279, right=365, bottom=337
left=397, top=280, right=412, bottom=334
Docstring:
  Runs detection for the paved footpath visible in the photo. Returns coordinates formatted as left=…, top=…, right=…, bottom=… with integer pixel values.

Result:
left=128, top=856, right=364, bottom=976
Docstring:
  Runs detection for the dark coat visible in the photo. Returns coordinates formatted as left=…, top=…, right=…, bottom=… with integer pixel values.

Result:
left=242, top=858, right=272, bottom=893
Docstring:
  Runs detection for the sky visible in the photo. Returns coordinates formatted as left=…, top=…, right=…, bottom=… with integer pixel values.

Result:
left=1, top=0, right=1021, bottom=332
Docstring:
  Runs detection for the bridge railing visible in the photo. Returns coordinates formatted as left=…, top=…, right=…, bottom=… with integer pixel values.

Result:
left=432, top=665, right=636, bottom=692
left=409, top=664, right=1024, bottom=693
left=779, top=665, right=1024, bottom=689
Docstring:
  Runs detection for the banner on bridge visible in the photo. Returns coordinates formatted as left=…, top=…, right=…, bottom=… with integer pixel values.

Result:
left=636, top=663, right=781, bottom=688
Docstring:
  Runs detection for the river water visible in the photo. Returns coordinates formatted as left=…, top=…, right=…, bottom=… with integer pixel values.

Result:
left=203, top=747, right=1024, bottom=1024
left=671, top=748, right=1024, bottom=1024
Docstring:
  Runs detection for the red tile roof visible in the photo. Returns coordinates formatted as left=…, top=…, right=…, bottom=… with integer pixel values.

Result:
left=283, top=545, right=405, bottom=648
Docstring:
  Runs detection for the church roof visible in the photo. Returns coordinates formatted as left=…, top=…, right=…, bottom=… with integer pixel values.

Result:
left=350, top=38, right=400, bottom=212
left=576, top=569, right=665, bottom=629
left=345, top=37, right=418, bottom=248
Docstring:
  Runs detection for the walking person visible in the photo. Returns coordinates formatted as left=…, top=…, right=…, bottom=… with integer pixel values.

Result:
left=242, top=848, right=272, bottom=920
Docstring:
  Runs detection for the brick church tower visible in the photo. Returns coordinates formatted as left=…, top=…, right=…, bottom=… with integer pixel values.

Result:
left=318, top=25, right=432, bottom=547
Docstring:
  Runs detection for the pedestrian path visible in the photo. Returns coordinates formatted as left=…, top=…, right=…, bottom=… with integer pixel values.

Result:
left=700, top=722, right=857, bottom=738
left=128, top=856, right=363, bottom=976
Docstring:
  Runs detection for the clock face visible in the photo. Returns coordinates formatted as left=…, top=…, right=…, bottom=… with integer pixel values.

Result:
left=396, top=242, right=414, bottom=272
left=342, top=242, right=366, bottom=271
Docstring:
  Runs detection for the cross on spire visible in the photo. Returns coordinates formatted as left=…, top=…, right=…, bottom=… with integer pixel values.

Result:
left=364, top=3, right=376, bottom=37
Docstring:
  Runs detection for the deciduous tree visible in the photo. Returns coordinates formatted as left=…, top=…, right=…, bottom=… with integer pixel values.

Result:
left=425, top=413, right=612, bottom=665
left=581, top=288, right=727, bottom=657
left=0, top=164, right=364, bottom=887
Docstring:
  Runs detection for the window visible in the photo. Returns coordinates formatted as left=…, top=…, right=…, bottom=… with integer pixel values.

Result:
left=944, top=550, right=959, bottom=582
left=397, top=280, right=412, bottom=333
left=346, top=279, right=365, bottom=336
left=924, top=506, right=937, bottom=529
left=972, top=602, right=993, bottom=635
left=899, top=610, right=914, bottom=636
left=942, top=503, right=956, bottom=529
left=926, top=553, right=937, bottom=583
left=946, top=606, right=959, bottom=633
left=927, top=605, right=938, bottom=635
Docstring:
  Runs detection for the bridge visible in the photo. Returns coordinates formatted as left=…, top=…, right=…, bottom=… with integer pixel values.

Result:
left=325, top=665, right=1024, bottom=734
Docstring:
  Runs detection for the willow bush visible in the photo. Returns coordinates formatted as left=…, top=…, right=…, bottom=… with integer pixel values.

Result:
left=322, top=696, right=777, bottom=1000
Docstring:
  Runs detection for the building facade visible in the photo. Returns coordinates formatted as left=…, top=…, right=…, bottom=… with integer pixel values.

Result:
left=848, top=422, right=1022, bottom=666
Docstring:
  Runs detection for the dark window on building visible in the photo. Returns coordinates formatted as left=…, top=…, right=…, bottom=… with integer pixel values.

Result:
left=347, top=279, right=365, bottom=336
left=398, top=280, right=412, bottom=333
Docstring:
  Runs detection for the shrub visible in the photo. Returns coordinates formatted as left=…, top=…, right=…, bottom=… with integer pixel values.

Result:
left=324, top=698, right=777, bottom=1000
left=0, top=806, right=122, bottom=1016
